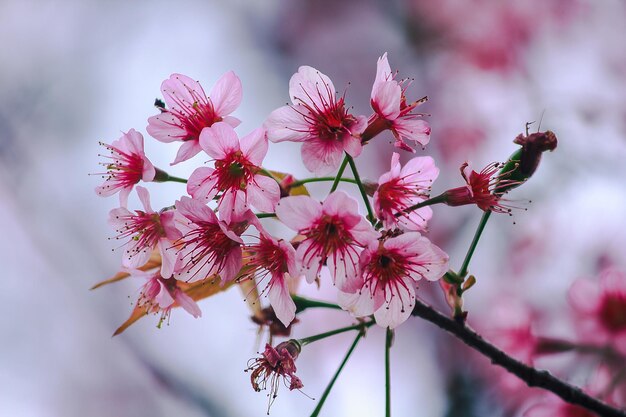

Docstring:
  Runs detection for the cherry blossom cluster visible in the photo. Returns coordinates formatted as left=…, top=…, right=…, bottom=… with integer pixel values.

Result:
left=94, top=54, right=593, bottom=415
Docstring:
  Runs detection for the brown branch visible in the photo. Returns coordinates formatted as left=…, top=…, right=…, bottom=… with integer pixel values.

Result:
left=411, top=299, right=626, bottom=417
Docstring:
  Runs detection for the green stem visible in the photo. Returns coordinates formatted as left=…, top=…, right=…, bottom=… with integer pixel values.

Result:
left=346, top=155, right=375, bottom=223
left=259, top=168, right=281, bottom=184
left=165, top=176, right=188, bottom=184
left=330, top=156, right=350, bottom=193
left=299, top=320, right=374, bottom=346
left=255, top=213, right=277, bottom=219
left=292, top=295, right=343, bottom=314
left=153, top=168, right=188, bottom=184
left=290, top=177, right=358, bottom=188
left=309, top=331, right=364, bottom=417
left=385, top=328, right=393, bottom=417
left=458, top=210, right=492, bottom=277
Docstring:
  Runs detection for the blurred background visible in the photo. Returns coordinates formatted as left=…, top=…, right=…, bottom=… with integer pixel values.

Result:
left=2, top=0, right=626, bottom=416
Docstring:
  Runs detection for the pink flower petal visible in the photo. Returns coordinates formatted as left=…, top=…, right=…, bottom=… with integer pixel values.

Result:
left=209, top=71, right=242, bottom=116
left=187, top=167, right=218, bottom=202
left=268, top=273, right=296, bottom=327
left=568, top=279, right=601, bottom=314
left=342, top=134, right=363, bottom=158
left=171, top=140, right=203, bottom=165
left=372, top=81, right=401, bottom=120
left=135, top=186, right=153, bottom=213
left=275, top=195, right=322, bottom=231
left=161, top=73, right=205, bottom=114
left=240, top=127, right=268, bottom=166
left=289, top=66, right=335, bottom=110
left=199, top=121, right=240, bottom=160
left=339, top=290, right=376, bottom=317
left=175, top=196, right=218, bottom=224
left=174, top=289, right=202, bottom=318
left=374, top=279, right=415, bottom=329
left=146, top=112, right=185, bottom=143
left=264, top=105, right=311, bottom=143
left=158, top=239, right=176, bottom=278
left=301, top=137, right=344, bottom=175
left=393, top=118, right=431, bottom=147
left=372, top=52, right=392, bottom=94
left=248, top=174, right=280, bottom=213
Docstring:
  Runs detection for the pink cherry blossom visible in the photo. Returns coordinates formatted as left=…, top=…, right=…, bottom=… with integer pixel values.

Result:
left=246, top=340, right=303, bottom=414
left=443, top=161, right=518, bottom=213
left=264, top=66, right=367, bottom=175
left=147, top=72, right=242, bottom=165
left=95, top=129, right=155, bottom=207
left=136, top=271, right=202, bottom=323
left=366, top=53, right=431, bottom=152
left=109, top=186, right=182, bottom=277
left=187, top=122, right=279, bottom=223
left=339, top=232, right=449, bottom=329
left=374, top=152, right=439, bottom=231
left=524, top=399, right=599, bottom=417
left=480, top=298, right=538, bottom=364
left=275, top=191, right=379, bottom=291
left=569, top=268, right=626, bottom=354
left=173, top=196, right=246, bottom=283
left=239, top=219, right=298, bottom=327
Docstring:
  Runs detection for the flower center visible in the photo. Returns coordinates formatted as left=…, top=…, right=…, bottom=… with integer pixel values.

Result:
left=215, top=151, right=255, bottom=191
left=599, top=294, right=626, bottom=332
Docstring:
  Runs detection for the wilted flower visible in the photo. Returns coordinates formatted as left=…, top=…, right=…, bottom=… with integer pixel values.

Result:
left=246, top=340, right=304, bottom=413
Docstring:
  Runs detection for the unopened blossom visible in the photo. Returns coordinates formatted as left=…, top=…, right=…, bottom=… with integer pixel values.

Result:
left=264, top=66, right=367, bottom=175
left=569, top=268, right=626, bottom=354
left=147, top=72, right=242, bottom=165
left=239, top=219, right=298, bottom=327
left=275, top=191, right=379, bottom=290
left=442, top=161, right=518, bottom=213
left=187, top=122, right=279, bottom=222
left=95, top=129, right=155, bottom=207
left=246, top=340, right=303, bottom=413
left=173, top=196, right=246, bottom=283
left=374, top=152, right=439, bottom=231
left=109, top=186, right=182, bottom=277
left=365, top=53, right=431, bottom=152
left=136, top=271, right=202, bottom=324
left=340, top=232, right=448, bottom=328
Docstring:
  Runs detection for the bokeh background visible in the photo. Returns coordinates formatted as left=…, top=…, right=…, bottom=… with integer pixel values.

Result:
left=2, top=0, right=626, bottom=416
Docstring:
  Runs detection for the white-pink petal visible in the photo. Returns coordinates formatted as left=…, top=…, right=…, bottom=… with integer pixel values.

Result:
left=187, top=167, right=218, bottom=202
left=240, top=128, right=268, bottom=166
left=268, top=274, right=296, bottom=327
left=264, top=106, right=311, bottom=143
left=275, top=195, right=322, bottom=231
left=199, top=121, right=240, bottom=160
left=289, top=66, right=335, bottom=110
left=209, top=71, right=242, bottom=116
